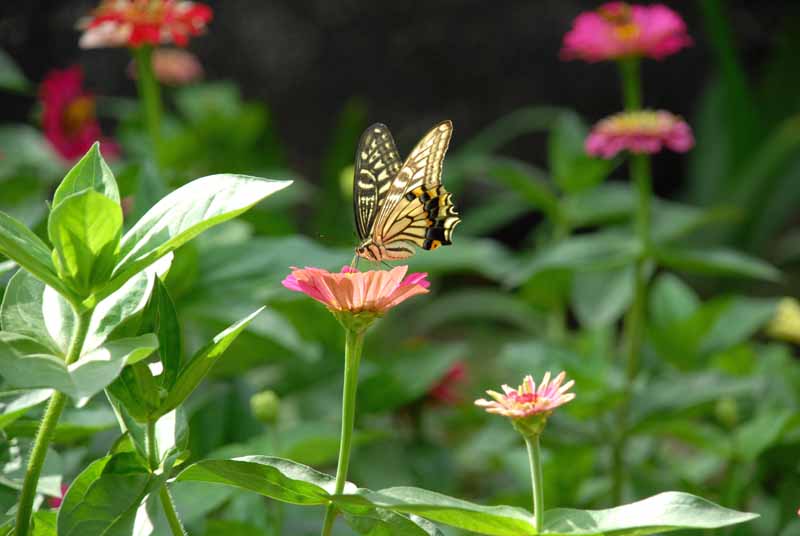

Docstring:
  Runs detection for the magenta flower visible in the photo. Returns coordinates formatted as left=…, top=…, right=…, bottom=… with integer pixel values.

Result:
left=585, top=110, right=694, bottom=159
left=561, top=2, right=692, bottom=62
left=284, top=264, right=428, bottom=312
left=428, top=361, right=468, bottom=405
left=476, top=372, right=575, bottom=420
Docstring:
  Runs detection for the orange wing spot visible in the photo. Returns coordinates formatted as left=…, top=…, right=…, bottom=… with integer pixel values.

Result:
left=426, top=219, right=434, bottom=226
left=430, top=240, right=441, bottom=250
left=412, top=187, right=424, bottom=197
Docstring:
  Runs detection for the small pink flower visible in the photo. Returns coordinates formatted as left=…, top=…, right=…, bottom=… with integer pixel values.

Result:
left=48, top=483, right=69, bottom=509
left=39, top=66, right=119, bottom=161
left=561, top=2, right=692, bottom=62
left=475, top=371, right=575, bottom=420
left=79, top=0, right=213, bottom=49
left=128, top=48, right=203, bottom=85
left=428, top=361, right=468, bottom=405
left=585, top=110, right=694, bottom=158
left=282, top=265, right=430, bottom=315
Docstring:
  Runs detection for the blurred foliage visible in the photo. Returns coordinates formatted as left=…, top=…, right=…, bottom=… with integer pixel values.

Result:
left=0, top=2, right=799, bottom=535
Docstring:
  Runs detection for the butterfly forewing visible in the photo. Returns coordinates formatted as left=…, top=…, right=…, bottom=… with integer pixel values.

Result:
left=353, top=124, right=403, bottom=241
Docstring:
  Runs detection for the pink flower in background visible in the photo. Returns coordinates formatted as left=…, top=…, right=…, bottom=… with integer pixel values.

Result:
left=40, top=66, right=119, bottom=161
left=561, top=2, right=691, bottom=62
left=428, top=361, right=468, bottom=405
left=585, top=110, right=694, bottom=158
left=79, top=0, right=213, bottom=49
left=475, top=371, right=575, bottom=419
left=48, top=483, right=69, bottom=509
left=128, top=48, right=203, bottom=85
left=282, top=266, right=430, bottom=314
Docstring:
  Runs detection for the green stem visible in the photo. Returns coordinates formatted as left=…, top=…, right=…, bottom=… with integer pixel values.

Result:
left=619, top=58, right=642, bottom=111
left=321, top=329, right=366, bottom=536
left=16, top=307, right=92, bottom=536
left=160, top=485, right=188, bottom=536
left=145, top=420, right=159, bottom=471
left=524, top=435, right=545, bottom=533
left=132, top=46, right=163, bottom=163
left=611, top=60, right=653, bottom=505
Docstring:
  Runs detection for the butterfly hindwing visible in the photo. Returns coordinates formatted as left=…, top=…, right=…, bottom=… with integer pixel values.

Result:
left=372, top=121, right=456, bottom=255
left=353, top=123, right=403, bottom=241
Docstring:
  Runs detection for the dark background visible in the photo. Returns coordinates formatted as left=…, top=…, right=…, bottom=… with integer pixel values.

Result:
left=1, top=1, right=797, bottom=195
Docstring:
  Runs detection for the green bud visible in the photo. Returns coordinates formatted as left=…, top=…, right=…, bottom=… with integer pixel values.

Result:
left=250, top=390, right=280, bottom=424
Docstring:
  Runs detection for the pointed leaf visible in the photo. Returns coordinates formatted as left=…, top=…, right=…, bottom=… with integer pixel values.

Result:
left=345, top=509, right=440, bottom=536
left=654, top=246, right=780, bottom=282
left=48, top=189, right=123, bottom=296
left=107, top=175, right=292, bottom=296
left=335, top=487, right=536, bottom=536
left=159, top=307, right=263, bottom=414
left=0, top=212, right=72, bottom=300
left=152, top=277, right=181, bottom=389
left=543, top=492, right=757, bottom=535
left=52, top=142, right=120, bottom=207
left=175, top=455, right=343, bottom=505
left=1, top=269, right=68, bottom=354
left=0, top=389, right=52, bottom=429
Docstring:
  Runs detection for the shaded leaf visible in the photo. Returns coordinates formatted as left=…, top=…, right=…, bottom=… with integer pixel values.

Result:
left=654, top=246, right=780, bottom=282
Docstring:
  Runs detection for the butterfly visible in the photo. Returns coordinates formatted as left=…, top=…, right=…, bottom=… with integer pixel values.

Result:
left=353, top=120, right=460, bottom=263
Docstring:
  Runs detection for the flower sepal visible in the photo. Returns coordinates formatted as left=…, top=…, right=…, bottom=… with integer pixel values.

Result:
left=511, top=412, right=552, bottom=439
left=331, top=310, right=383, bottom=334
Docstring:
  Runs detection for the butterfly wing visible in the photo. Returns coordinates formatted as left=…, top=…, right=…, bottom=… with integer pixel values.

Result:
left=371, top=120, right=460, bottom=258
left=353, top=124, right=403, bottom=241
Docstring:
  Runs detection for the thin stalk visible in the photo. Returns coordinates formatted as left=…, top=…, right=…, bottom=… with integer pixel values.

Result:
left=145, top=420, right=159, bottom=470
left=321, top=329, right=366, bottom=536
left=132, top=46, right=163, bottom=163
left=611, top=59, right=653, bottom=505
left=524, top=435, right=545, bottom=533
left=16, top=307, right=92, bottom=536
left=619, top=58, right=642, bottom=111
left=160, top=485, right=188, bottom=536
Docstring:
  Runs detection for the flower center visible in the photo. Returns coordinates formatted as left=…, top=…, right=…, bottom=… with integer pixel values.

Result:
left=511, top=392, right=540, bottom=405
left=61, top=96, right=96, bottom=136
left=599, top=3, right=640, bottom=41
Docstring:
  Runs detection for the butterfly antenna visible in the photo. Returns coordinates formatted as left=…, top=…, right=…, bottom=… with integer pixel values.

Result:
left=381, top=260, right=392, bottom=270
left=350, top=254, right=360, bottom=270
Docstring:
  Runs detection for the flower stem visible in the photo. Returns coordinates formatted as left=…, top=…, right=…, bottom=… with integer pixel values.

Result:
left=132, top=45, right=163, bottom=164
left=146, top=420, right=159, bottom=470
left=619, top=58, right=642, bottom=111
left=321, top=329, right=366, bottom=536
left=16, top=307, right=92, bottom=536
left=524, top=435, right=545, bottom=533
left=160, top=485, right=188, bottom=536
left=611, top=58, right=653, bottom=505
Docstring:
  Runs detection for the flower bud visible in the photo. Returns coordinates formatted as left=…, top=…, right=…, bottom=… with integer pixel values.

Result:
left=250, top=390, right=280, bottom=424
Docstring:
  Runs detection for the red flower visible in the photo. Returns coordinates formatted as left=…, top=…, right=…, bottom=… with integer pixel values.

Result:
left=39, top=66, right=119, bottom=161
left=79, top=0, right=213, bottom=49
left=428, top=361, right=468, bottom=405
left=48, top=483, right=69, bottom=509
left=561, top=2, right=692, bottom=62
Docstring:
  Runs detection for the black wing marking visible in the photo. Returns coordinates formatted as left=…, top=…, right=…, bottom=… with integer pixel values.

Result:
left=353, top=123, right=403, bottom=240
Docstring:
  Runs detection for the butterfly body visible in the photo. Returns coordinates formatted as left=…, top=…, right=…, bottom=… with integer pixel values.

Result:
left=353, top=121, right=460, bottom=262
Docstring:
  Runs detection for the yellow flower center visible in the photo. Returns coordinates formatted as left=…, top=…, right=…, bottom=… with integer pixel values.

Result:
left=599, top=3, right=640, bottom=41
left=61, top=96, right=96, bottom=136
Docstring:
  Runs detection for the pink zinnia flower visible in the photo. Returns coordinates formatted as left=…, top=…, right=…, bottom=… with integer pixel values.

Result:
left=48, top=483, right=69, bottom=509
left=283, top=265, right=429, bottom=330
left=561, top=2, right=692, bottom=62
left=79, top=0, right=213, bottom=49
left=428, top=361, right=468, bottom=405
left=39, top=66, right=119, bottom=161
left=476, top=371, right=575, bottom=420
left=585, top=110, right=694, bottom=159
left=128, top=48, right=203, bottom=85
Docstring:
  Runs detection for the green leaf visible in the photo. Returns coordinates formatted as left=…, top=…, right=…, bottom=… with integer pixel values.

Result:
left=159, top=307, right=263, bottom=415
left=1, top=269, right=69, bottom=354
left=0, top=49, right=30, bottom=93
left=542, top=491, right=757, bottom=535
left=654, top=246, right=780, bottom=282
left=0, top=389, right=52, bottom=430
left=48, top=189, right=123, bottom=296
left=152, top=278, right=181, bottom=390
left=52, top=142, right=120, bottom=207
left=0, top=212, right=73, bottom=301
left=0, top=332, right=158, bottom=400
left=107, top=174, right=292, bottom=297
left=31, top=511, right=57, bottom=536
left=175, top=455, right=342, bottom=505
left=345, top=509, right=442, bottom=536
left=571, top=265, right=635, bottom=329
left=57, top=452, right=161, bottom=536
left=648, top=273, right=699, bottom=329
left=561, top=183, right=633, bottom=228
left=511, top=232, right=639, bottom=287
left=548, top=112, right=616, bottom=194
left=734, top=409, right=792, bottom=461
left=335, top=487, right=535, bottom=536
left=699, top=297, right=778, bottom=354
